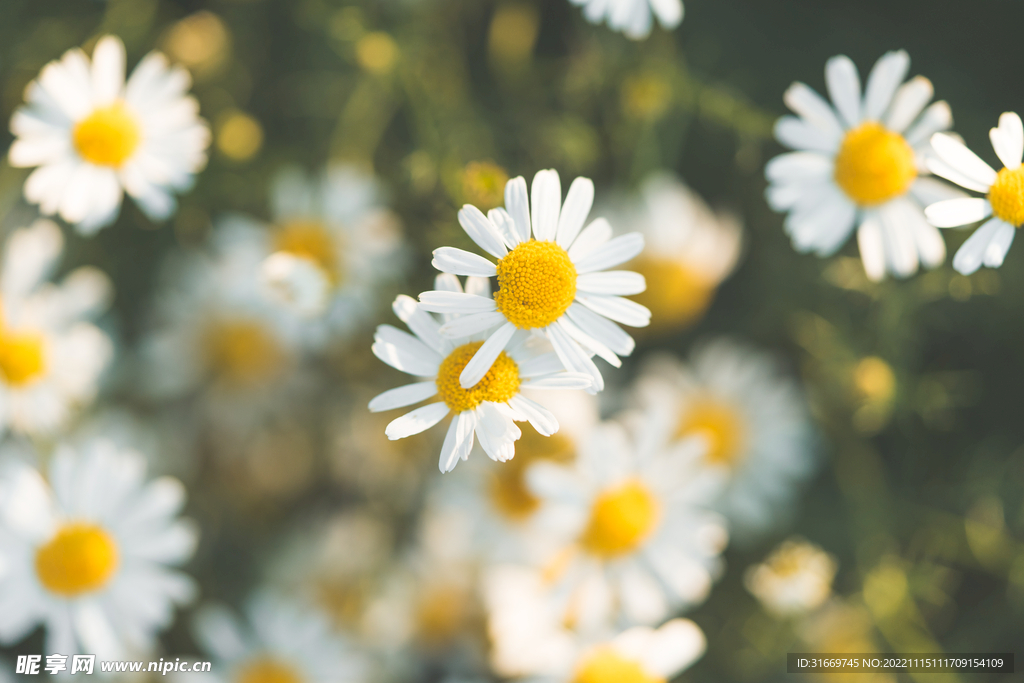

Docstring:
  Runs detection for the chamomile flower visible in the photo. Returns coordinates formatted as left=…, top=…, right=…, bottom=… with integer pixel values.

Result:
left=9, top=35, right=210, bottom=234
left=0, top=219, right=113, bottom=436
left=766, top=50, right=963, bottom=280
left=370, top=275, right=593, bottom=473
left=569, top=0, right=684, bottom=40
left=632, top=340, right=815, bottom=540
left=0, top=440, right=197, bottom=659
left=924, top=112, right=1024, bottom=274
left=190, top=593, right=368, bottom=683
left=420, top=170, right=649, bottom=394
left=744, top=538, right=837, bottom=617
left=525, top=421, right=727, bottom=630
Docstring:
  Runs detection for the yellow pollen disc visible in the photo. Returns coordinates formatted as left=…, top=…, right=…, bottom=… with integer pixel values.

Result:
left=0, top=330, right=47, bottom=386
left=236, top=657, right=303, bottom=683
left=35, top=523, right=119, bottom=597
left=572, top=648, right=665, bottom=683
left=630, top=257, right=715, bottom=331
left=274, top=220, right=341, bottom=283
left=435, top=341, right=520, bottom=413
left=72, top=102, right=141, bottom=168
left=203, top=319, right=286, bottom=387
left=987, top=166, right=1024, bottom=227
left=488, top=426, right=575, bottom=521
left=494, top=240, right=577, bottom=329
left=833, top=122, right=917, bottom=206
left=674, top=398, right=746, bottom=466
left=580, top=479, right=660, bottom=558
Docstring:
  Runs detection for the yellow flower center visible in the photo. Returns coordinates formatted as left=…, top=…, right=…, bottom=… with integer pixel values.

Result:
left=435, top=341, right=520, bottom=413
left=580, top=479, right=660, bottom=558
left=833, top=122, right=917, bottom=206
left=35, top=523, right=119, bottom=597
left=203, top=319, right=286, bottom=387
left=415, top=584, right=473, bottom=648
left=572, top=648, right=665, bottom=683
left=853, top=356, right=896, bottom=404
left=0, top=330, right=47, bottom=386
left=987, top=166, right=1024, bottom=227
left=236, top=657, right=303, bottom=683
left=274, top=220, right=341, bottom=283
left=630, top=257, right=714, bottom=331
left=72, top=102, right=141, bottom=168
left=494, top=240, right=577, bottom=329
left=488, top=426, right=575, bottom=522
left=674, top=398, right=746, bottom=466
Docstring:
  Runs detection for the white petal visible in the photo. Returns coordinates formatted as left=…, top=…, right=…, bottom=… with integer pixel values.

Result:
left=565, top=302, right=635, bottom=356
left=884, top=76, right=933, bottom=134
left=441, top=410, right=476, bottom=473
left=905, top=101, right=952, bottom=148
left=930, top=133, right=998, bottom=188
left=369, top=381, right=438, bottom=412
left=418, top=290, right=496, bottom=314
left=857, top=217, right=886, bottom=281
left=392, top=295, right=446, bottom=355
left=637, top=619, right=707, bottom=678
left=576, top=271, right=645, bottom=295
left=465, top=275, right=491, bottom=297
left=650, top=0, right=683, bottom=27
left=438, top=310, right=506, bottom=338
left=521, top=373, right=593, bottom=390
left=556, top=177, right=594, bottom=248
left=577, top=295, right=651, bottom=327
left=488, top=207, right=521, bottom=248
left=458, top=205, right=508, bottom=258
left=567, top=218, right=613, bottom=262
left=516, top=352, right=565, bottom=378
left=504, top=176, right=532, bottom=245
left=546, top=321, right=604, bottom=393
left=926, top=154, right=991, bottom=194
left=952, top=217, right=1006, bottom=275
left=507, top=394, right=559, bottom=436
left=785, top=188, right=857, bottom=256
left=879, top=203, right=919, bottom=277
left=556, top=314, right=621, bottom=367
left=990, top=112, right=1024, bottom=170
left=764, top=151, right=832, bottom=184
left=825, top=55, right=861, bottom=128
left=531, top=169, right=562, bottom=241
left=459, top=322, right=517, bottom=388
left=573, top=233, right=645, bottom=273
left=774, top=116, right=840, bottom=153
left=863, top=50, right=909, bottom=121
left=385, top=402, right=450, bottom=439
left=431, top=247, right=497, bottom=277
left=434, top=273, right=463, bottom=292
left=909, top=176, right=969, bottom=206
left=91, top=36, right=126, bottom=105
left=783, top=82, right=843, bottom=138
left=924, top=198, right=992, bottom=228
left=983, top=221, right=1016, bottom=267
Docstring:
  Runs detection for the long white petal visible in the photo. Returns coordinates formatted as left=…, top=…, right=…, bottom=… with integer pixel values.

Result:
left=418, top=290, right=496, bottom=314
left=577, top=295, right=651, bottom=327
left=930, top=133, right=998, bottom=188
left=774, top=116, right=840, bottom=153
left=546, top=320, right=603, bottom=392
left=488, top=207, right=521, bottom=249
left=857, top=218, right=886, bottom=282
left=783, top=82, right=843, bottom=138
left=392, top=295, right=446, bottom=355
left=504, top=176, right=532, bottom=245
left=863, top=50, right=909, bottom=121
left=438, top=310, right=506, bottom=338
left=884, top=76, right=933, bottom=134
left=983, top=221, right=1016, bottom=268
left=764, top=151, right=832, bottom=184
left=905, top=101, right=952, bottom=148
left=924, top=198, right=991, bottom=228
left=825, top=55, right=861, bottom=129
left=556, top=314, right=621, bottom=368
left=531, top=169, right=562, bottom=241
left=565, top=302, right=635, bottom=356
left=990, top=112, right=1024, bottom=170
left=576, top=271, right=646, bottom=295
left=507, top=394, right=559, bottom=436
left=567, top=218, right=613, bottom=262
left=458, top=204, right=508, bottom=258
left=556, top=177, right=595, bottom=248
left=459, top=322, right=517, bottom=388
left=521, top=373, right=593, bottom=390
left=431, top=247, right=497, bottom=277
left=369, top=381, right=438, bottom=412
left=952, top=217, right=1006, bottom=275
left=385, top=402, right=450, bottom=439
left=573, top=233, right=645, bottom=273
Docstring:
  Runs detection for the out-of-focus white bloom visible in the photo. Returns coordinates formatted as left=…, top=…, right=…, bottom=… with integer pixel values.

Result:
left=766, top=50, right=963, bottom=281
left=633, top=340, right=815, bottom=540
left=9, top=36, right=209, bottom=234
left=925, top=112, right=1024, bottom=274
left=744, top=538, right=837, bottom=617
left=0, top=440, right=197, bottom=658
left=420, top=169, right=649, bottom=394
left=0, top=219, right=113, bottom=436
left=525, top=421, right=727, bottom=631
left=370, top=275, right=592, bottom=473
left=189, top=593, right=367, bottom=683
left=569, top=0, right=683, bottom=40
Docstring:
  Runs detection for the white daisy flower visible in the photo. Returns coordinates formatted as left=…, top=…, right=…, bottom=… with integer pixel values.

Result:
left=190, top=593, right=368, bottom=683
left=0, top=440, right=197, bottom=659
left=744, top=537, right=838, bottom=618
left=420, top=169, right=650, bottom=394
left=485, top=565, right=706, bottom=683
left=525, top=421, right=727, bottom=631
left=632, top=340, right=816, bottom=540
left=9, top=35, right=210, bottom=234
left=924, top=112, right=1024, bottom=274
left=569, top=0, right=684, bottom=40
left=765, top=50, right=965, bottom=281
left=0, top=219, right=113, bottom=436
left=370, top=275, right=593, bottom=473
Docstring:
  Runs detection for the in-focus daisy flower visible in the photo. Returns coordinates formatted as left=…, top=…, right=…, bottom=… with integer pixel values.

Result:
left=0, top=220, right=113, bottom=436
left=0, top=440, right=197, bottom=658
left=190, top=593, right=368, bottom=683
left=9, top=36, right=210, bottom=234
left=525, top=421, right=727, bottom=630
left=744, top=537, right=837, bottom=617
left=925, top=112, right=1024, bottom=274
left=765, top=50, right=963, bottom=280
left=624, top=174, right=742, bottom=332
left=420, top=169, right=649, bottom=393
left=569, top=0, right=684, bottom=40
left=632, top=340, right=815, bottom=540
left=371, top=275, right=593, bottom=473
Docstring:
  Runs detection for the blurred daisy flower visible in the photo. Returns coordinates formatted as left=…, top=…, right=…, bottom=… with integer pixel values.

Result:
left=420, top=169, right=649, bottom=394
left=0, top=440, right=197, bottom=658
left=632, top=339, right=815, bottom=540
left=744, top=537, right=838, bottom=617
left=190, top=593, right=368, bottom=683
left=766, top=50, right=963, bottom=280
left=370, top=276, right=593, bottom=473
left=525, top=421, right=727, bottom=630
left=925, top=112, right=1024, bottom=274
left=0, top=219, right=113, bottom=436
left=569, top=0, right=684, bottom=40
left=9, top=36, right=210, bottom=234
left=624, top=174, right=742, bottom=332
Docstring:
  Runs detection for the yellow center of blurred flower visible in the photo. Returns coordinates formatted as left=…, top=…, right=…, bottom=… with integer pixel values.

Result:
left=35, top=523, right=119, bottom=597
left=462, top=161, right=509, bottom=210
left=581, top=479, right=660, bottom=557
left=274, top=220, right=341, bottom=283
left=356, top=32, right=399, bottom=75
left=987, top=166, right=1024, bottom=227
left=833, top=122, right=916, bottom=206
left=630, top=257, right=715, bottom=331
left=435, top=341, right=520, bottom=413
left=416, top=584, right=471, bottom=648
left=572, top=648, right=664, bottom=683
left=73, top=102, right=141, bottom=167
left=674, top=398, right=746, bottom=466
left=203, top=319, right=286, bottom=387
left=236, top=657, right=303, bottom=683
left=488, top=425, right=575, bottom=521
left=495, top=240, right=577, bottom=329
left=0, top=330, right=47, bottom=386
left=853, top=356, right=896, bottom=403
